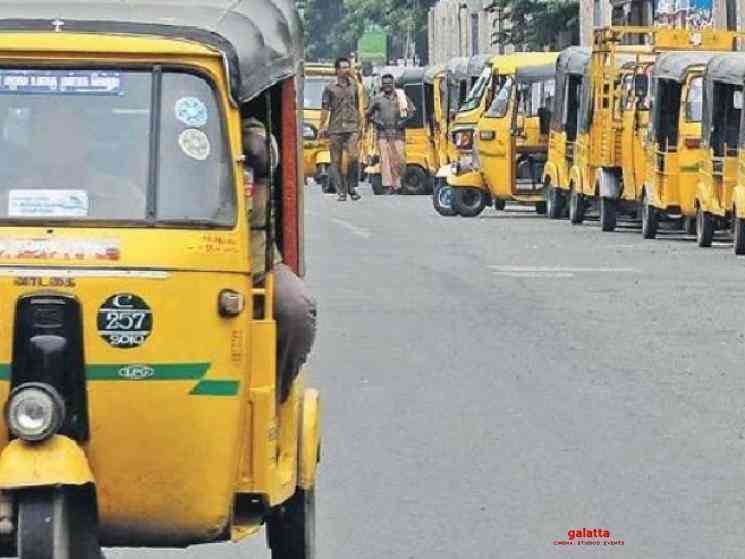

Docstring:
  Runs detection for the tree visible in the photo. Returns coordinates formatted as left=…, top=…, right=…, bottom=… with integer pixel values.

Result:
left=488, top=0, right=579, bottom=51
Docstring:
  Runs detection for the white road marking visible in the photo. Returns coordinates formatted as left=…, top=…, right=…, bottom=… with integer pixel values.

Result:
left=489, top=266, right=638, bottom=278
left=330, top=217, right=371, bottom=239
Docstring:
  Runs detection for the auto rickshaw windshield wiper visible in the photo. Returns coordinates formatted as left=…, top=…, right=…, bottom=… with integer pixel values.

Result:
left=154, top=218, right=226, bottom=228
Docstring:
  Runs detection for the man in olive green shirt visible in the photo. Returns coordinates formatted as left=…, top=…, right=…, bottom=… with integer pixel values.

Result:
left=319, top=56, right=362, bottom=201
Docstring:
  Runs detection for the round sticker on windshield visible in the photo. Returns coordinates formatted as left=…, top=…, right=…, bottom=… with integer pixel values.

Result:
left=174, top=96, right=208, bottom=127
left=179, top=129, right=211, bottom=161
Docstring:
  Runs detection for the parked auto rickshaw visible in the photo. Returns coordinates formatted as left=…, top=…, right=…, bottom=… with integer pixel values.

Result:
left=447, top=55, right=558, bottom=216
left=303, top=63, right=336, bottom=192
left=432, top=57, right=470, bottom=215
left=542, top=47, right=591, bottom=218
left=0, top=1, right=320, bottom=557
left=447, top=53, right=557, bottom=217
left=365, top=67, right=438, bottom=195
left=641, top=52, right=713, bottom=238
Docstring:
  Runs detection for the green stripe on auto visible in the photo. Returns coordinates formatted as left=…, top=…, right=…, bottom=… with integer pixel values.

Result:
left=0, top=363, right=239, bottom=397
left=189, top=380, right=240, bottom=396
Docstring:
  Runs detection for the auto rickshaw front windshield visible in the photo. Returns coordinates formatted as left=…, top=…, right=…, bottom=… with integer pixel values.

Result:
left=0, top=66, right=235, bottom=227
left=458, top=66, right=492, bottom=113
left=304, top=76, right=334, bottom=110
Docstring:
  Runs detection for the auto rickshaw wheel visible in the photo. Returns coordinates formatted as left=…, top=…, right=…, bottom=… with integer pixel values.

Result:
left=370, top=174, right=385, bottom=195
left=734, top=215, right=745, bottom=255
left=696, top=207, right=714, bottom=247
left=453, top=187, right=486, bottom=218
left=432, top=180, right=457, bottom=216
left=569, top=186, right=584, bottom=225
left=600, top=197, right=617, bottom=232
left=267, top=488, right=315, bottom=559
left=494, top=199, right=506, bottom=211
left=401, top=165, right=429, bottom=195
left=546, top=185, right=563, bottom=220
left=18, top=487, right=101, bottom=559
left=641, top=193, right=657, bottom=239
left=534, top=201, right=547, bottom=215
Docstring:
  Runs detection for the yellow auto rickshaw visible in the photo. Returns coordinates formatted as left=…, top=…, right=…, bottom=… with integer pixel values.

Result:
left=432, top=57, right=470, bottom=215
left=694, top=53, right=745, bottom=247
left=728, top=58, right=745, bottom=253
left=303, top=63, right=336, bottom=192
left=447, top=53, right=557, bottom=217
left=0, top=1, right=321, bottom=557
left=542, top=47, right=591, bottom=218
left=447, top=54, right=558, bottom=216
left=640, top=52, right=713, bottom=238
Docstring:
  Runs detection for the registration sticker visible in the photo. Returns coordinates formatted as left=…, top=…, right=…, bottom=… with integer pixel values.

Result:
left=175, top=97, right=208, bottom=127
left=8, top=189, right=89, bottom=217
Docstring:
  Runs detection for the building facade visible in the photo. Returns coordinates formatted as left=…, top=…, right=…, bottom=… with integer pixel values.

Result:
left=580, top=0, right=744, bottom=45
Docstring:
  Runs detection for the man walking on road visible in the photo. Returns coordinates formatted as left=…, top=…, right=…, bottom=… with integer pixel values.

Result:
left=367, top=73, right=415, bottom=194
left=319, top=56, right=362, bottom=201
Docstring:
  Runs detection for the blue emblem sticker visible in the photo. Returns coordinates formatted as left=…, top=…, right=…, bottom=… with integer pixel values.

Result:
left=174, top=97, right=208, bottom=127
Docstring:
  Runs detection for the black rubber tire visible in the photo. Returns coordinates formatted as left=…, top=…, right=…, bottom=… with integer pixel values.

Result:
left=267, top=488, right=316, bottom=559
left=535, top=201, right=547, bottom=215
left=432, top=180, right=457, bottom=216
left=734, top=215, right=745, bottom=255
left=569, top=186, right=584, bottom=224
left=600, top=197, right=617, bottom=232
left=546, top=185, right=563, bottom=219
left=697, top=206, right=714, bottom=247
left=370, top=174, right=385, bottom=195
left=493, top=199, right=506, bottom=211
left=684, top=216, right=696, bottom=235
left=401, top=165, right=429, bottom=195
left=641, top=192, right=657, bottom=239
left=453, top=187, right=487, bottom=217
left=18, top=487, right=101, bottom=559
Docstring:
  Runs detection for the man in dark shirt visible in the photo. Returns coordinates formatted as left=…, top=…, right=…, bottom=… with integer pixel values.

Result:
left=367, top=73, right=415, bottom=194
left=319, top=57, right=362, bottom=201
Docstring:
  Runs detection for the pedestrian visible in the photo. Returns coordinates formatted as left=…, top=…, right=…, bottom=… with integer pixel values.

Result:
left=319, top=56, right=362, bottom=201
left=366, top=73, right=415, bottom=194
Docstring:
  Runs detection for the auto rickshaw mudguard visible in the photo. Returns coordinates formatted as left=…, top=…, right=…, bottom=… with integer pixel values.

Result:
left=298, top=388, right=321, bottom=490
left=733, top=186, right=745, bottom=218
left=447, top=170, right=485, bottom=190
left=596, top=167, right=621, bottom=200
left=569, top=166, right=584, bottom=195
left=0, top=435, right=94, bottom=489
left=696, top=180, right=713, bottom=213
left=542, top=161, right=560, bottom=190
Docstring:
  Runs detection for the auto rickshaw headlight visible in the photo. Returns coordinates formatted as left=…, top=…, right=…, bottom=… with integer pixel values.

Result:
left=6, top=383, right=65, bottom=442
left=303, top=122, right=318, bottom=141
left=219, top=290, right=245, bottom=317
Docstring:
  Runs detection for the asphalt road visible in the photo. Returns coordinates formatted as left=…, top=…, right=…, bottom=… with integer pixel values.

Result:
left=112, top=184, right=745, bottom=559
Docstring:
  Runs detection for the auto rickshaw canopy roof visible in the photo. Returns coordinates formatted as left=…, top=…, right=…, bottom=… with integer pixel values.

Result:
left=424, top=64, right=445, bottom=84
left=557, top=47, right=591, bottom=77
left=653, top=51, right=719, bottom=82
left=0, top=0, right=302, bottom=103
left=516, top=62, right=557, bottom=83
left=446, top=57, right=470, bottom=83
left=395, top=67, right=426, bottom=86
left=704, top=52, right=745, bottom=86
left=491, top=52, right=559, bottom=77
left=467, top=54, right=492, bottom=78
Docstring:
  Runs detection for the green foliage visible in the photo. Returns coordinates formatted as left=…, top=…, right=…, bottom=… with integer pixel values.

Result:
left=489, top=0, right=579, bottom=50
left=304, top=0, right=436, bottom=63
